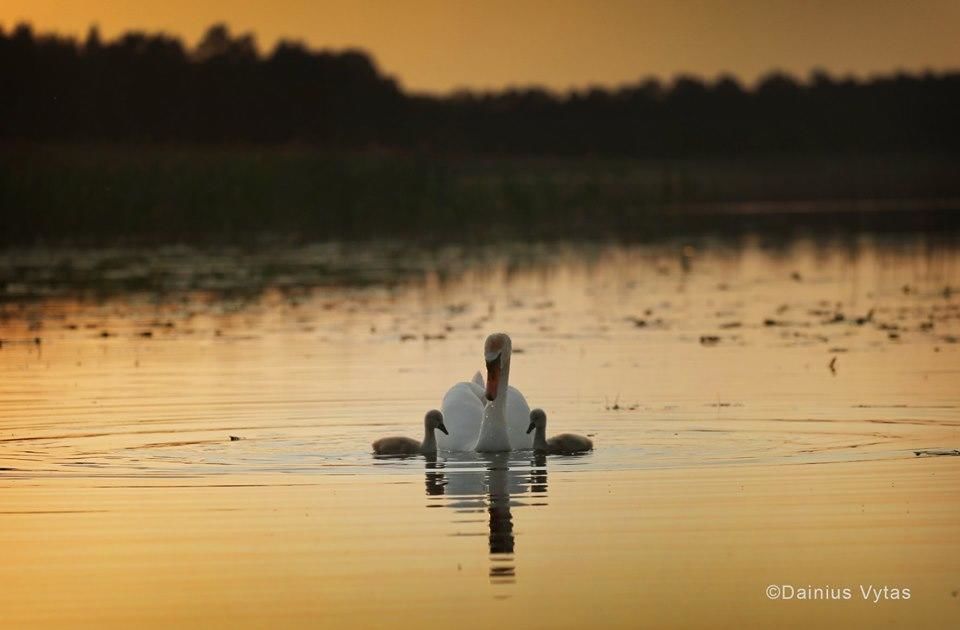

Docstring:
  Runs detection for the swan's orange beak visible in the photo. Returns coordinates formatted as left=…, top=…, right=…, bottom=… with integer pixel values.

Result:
left=485, top=355, right=501, bottom=401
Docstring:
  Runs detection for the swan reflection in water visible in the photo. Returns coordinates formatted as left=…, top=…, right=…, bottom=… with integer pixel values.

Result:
left=424, top=452, right=548, bottom=585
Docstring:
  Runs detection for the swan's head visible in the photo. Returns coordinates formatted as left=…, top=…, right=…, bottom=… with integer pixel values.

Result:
left=483, top=332, right=512, bottom=401
left=527, top=408, right=547, bottom=434
left=425, top=409, right=448, bottom=434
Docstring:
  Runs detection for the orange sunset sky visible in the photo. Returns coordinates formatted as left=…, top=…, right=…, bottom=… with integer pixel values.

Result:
left=2, top=0, right=959, bottom=93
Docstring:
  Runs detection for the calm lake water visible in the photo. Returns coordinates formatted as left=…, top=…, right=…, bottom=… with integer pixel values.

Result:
left=1, top=234, right=959, bottom=628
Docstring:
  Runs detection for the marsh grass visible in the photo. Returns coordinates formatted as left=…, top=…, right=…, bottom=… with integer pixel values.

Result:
left=2, top=145, right=959, bottom=244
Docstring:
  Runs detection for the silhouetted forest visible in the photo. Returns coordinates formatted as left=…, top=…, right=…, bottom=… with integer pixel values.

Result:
left=2, top=22, right=959, bottom=155
left=2, top=23, right=959, bottom=245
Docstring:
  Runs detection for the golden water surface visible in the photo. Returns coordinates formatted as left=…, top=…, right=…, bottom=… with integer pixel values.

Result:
left=1, top=236, right=958, bottom=628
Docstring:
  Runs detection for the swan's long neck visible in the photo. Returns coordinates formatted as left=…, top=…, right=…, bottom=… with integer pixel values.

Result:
left=492, top=352, right=511, bottom=417
left=532, top=424, right=549, bottom=451
left=420, top=424, right=437, bottom=453
left=475, top=349, right=512, bottom=452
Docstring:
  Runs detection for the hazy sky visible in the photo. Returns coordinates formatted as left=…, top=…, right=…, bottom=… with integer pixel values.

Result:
left=3, top=0, right=958, bottom=93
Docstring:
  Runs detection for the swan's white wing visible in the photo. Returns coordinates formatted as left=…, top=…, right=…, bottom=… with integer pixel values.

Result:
left=438, top=382, right=484, bottom=451
left=506, top=386, right=533, bottom=449
left=464, top=371, right=485, bottom=399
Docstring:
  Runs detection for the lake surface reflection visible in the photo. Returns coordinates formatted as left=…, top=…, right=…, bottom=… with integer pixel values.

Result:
left=420, top=452, right=551, bottom=586
left=1, top=233, right=959, bottom=628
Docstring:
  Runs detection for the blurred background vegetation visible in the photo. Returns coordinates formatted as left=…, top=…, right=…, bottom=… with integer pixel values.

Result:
left=2, top=23, right=958, bottom=244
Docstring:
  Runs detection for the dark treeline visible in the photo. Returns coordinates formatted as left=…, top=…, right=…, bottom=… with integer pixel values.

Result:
left=2, top=21, right=959, bottom=156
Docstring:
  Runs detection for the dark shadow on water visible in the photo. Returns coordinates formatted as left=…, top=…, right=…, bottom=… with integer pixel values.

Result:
left=424, top=451, right=549, bottom=586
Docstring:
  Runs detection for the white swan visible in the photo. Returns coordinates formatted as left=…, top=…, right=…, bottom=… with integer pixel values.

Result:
left=372, top=410, right=447, bottom=456
left=527, top=408, right=593, bottom=454
left=437, top=333, right=533, bottom=452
